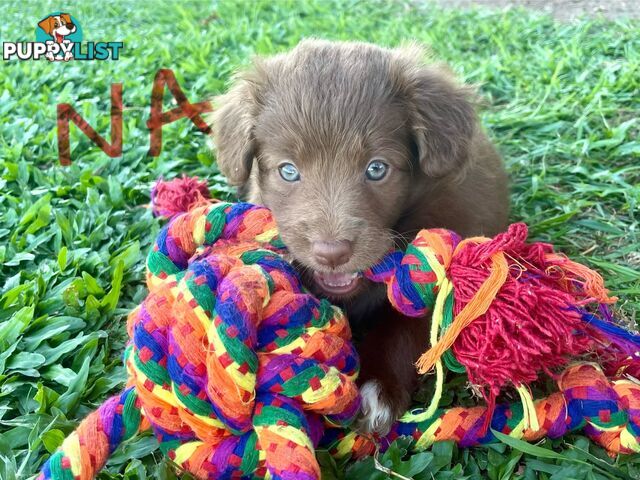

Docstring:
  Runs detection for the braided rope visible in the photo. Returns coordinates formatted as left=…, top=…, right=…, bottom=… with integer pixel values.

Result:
left=38, top=202, right=640, bottom=480
left=38, top=362, right=640, bottom=480
left=367, top=224, right=632, bottom=422
left=37, top=387, right=144, bottom=480
left=325, top=363, right=640, bottom=458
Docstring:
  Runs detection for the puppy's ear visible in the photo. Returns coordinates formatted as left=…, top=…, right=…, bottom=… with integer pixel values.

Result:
left=395, top=48, right=477, bottom=177
left=38, top=16, right=55, bottom=35
left=208, top=75, right=262, bottom=186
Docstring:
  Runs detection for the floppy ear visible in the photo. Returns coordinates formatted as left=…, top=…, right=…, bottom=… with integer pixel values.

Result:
left=208, top=76, right=262, bottom=186
left=60, top=13, right=72, bottom=25
left=38, top=16, right=55, bottom=35
left=395, top=48, right=477, bottom=177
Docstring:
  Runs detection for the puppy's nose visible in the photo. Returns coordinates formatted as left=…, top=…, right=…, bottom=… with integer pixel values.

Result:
left=312, top=240, right=353, bottom=268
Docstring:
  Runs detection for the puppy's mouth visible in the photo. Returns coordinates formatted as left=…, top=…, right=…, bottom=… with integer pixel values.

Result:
left=312, top=271, right=361, bottom=296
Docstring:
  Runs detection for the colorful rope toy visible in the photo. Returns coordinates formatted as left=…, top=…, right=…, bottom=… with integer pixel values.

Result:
left=38, top=178, right=640, bottom=480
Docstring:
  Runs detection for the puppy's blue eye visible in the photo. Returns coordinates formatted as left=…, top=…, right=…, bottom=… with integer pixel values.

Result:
left=365, top=159, right=388, bottom=181
left=278, top=162, right=300, bottom=182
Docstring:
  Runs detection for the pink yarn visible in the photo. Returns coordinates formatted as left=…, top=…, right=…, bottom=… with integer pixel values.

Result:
left=150, top=175, right=211, bottom=218
left=449, top=227, right=594, bottom=409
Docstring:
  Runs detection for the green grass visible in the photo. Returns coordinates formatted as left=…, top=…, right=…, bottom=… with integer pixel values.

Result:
left=1, top=0, right=639, bottom=478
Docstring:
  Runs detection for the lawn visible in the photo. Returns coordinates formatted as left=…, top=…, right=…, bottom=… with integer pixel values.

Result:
left=1, top=0, right=639, bottom=479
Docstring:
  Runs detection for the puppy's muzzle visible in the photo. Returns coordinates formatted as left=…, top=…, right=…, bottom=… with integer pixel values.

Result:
left=312, top=240, right=353, bottom=268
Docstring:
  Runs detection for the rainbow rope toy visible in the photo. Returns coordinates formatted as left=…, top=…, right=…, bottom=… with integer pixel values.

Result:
left=39, top=196, right=640, bottom=480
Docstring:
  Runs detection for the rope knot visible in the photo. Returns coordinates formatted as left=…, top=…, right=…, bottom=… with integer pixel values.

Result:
left=365, top=229, right=460, bottom=317
left=128, top=202, right=360, bottom=478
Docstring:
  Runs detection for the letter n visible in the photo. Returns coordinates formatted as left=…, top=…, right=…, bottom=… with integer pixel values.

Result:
left=57, top=84, right=123, bottom=165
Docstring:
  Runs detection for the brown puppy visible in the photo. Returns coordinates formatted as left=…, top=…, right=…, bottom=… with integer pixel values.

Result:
left=209, top=39, right=509, bottom=434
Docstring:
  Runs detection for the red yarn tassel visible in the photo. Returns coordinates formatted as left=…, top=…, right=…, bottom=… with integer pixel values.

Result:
left=445, top=224, right=599, bottom=399
left=150, top=175, right=212, bottom=219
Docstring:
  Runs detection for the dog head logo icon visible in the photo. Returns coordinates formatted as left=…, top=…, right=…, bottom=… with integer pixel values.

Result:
left=36, top=12, right=83, bottom=61
left=38, top=13, right=77, bottom=42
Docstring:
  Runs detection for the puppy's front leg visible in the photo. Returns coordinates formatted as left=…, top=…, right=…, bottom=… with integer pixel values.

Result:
left=355, top=303, right=430, bottom=435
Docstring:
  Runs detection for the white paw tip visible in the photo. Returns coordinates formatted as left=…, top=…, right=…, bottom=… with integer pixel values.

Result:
left=359, top=380, right=393, bottom=433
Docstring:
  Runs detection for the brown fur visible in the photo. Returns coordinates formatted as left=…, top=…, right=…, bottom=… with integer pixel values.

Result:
left=209, top=39, right=509, bottom=433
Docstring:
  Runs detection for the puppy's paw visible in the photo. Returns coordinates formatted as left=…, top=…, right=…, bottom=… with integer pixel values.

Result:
left=355, top=380, right=397, bottom=435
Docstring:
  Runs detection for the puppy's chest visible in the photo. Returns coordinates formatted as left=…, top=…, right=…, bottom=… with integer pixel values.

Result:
left=340, top=285, right=390, bottom=343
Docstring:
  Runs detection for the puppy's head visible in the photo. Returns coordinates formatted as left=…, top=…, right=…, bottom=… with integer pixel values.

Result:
left=38, top=14, right=76, bottom=41
left=210, top=40, right=476, bottom=305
